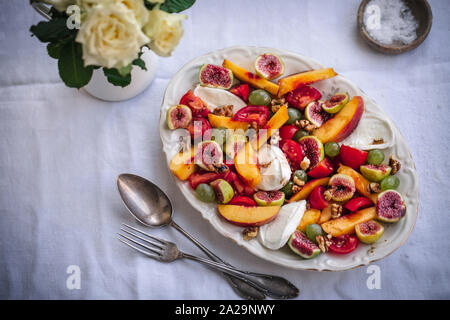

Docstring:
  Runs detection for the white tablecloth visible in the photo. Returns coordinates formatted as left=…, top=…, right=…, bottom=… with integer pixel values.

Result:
left=1, top=0, right=449, bottom=299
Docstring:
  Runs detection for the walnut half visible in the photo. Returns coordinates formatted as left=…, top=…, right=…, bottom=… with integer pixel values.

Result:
left=389, top=155, right=401, bottom=175
left=243, top=227, right=258, bottom=241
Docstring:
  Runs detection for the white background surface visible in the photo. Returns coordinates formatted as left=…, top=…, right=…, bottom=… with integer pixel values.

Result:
left=0, top=0, right=449, bottom=299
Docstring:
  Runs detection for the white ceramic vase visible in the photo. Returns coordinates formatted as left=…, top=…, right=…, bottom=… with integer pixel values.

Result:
left=83, top=47, right=158, bottom=101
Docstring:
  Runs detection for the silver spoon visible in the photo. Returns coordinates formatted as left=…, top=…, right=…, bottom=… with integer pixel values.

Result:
left=116, top=173, right=299, bottom=300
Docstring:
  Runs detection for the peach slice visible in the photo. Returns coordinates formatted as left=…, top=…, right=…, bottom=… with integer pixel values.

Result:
left=250, top=104, right=289, bottom=151
left=277, top=68, right=337, bottom=97
left=207, top=114, right=250, bottom=130
left=288, top=177, right=330, bottom=203
left=337, top=165, right=378, bottom=203
left=169, top=147, right=196, bottom=181
left=318, top=205, right=332, bottom=224
left=217, top=204, right=280, bottom=227
left=313, top=96, right=364, bottom=144
left=321, top=207, right=377, bottom=237
left=297, top=209, right=321, bottom=232
left=234, top=142, right=261, bottom=189
left=222, top=59, right=279, bottom=96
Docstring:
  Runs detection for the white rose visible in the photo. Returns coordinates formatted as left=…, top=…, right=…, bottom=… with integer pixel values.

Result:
left=42, top=0, right=75, bottom=12
left=76, top=0, right=149, bottom=27
left=76, top=4, right=149, bottom=69
left=143, top=9, right=186, bottom=57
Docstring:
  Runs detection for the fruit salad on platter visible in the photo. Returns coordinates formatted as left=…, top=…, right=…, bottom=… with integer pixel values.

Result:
left=165, top=53, right=406, bottom=260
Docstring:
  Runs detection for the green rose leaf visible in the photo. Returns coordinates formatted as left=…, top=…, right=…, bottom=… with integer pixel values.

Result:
left=132, top=57, right=147, bottom=71
left=30, top=17, right=75, bottom=43
left=47, top=42, right=63, bottom=59
left=103, top=68, right=132, bottom=87
left=58, top=40, right=93, bottom=88
left=146, top=0, right=196, bottom=13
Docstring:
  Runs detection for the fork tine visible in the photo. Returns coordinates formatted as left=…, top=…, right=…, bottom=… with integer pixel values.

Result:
left=118, top=232, right=163, bottom=256
left=117, top=238, right=161, bottom=260
left=122, top=224, right=168, bottom=245
left=120, top=227, right=164, bottom=250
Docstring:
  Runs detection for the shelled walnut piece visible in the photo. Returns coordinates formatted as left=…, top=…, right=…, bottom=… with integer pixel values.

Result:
left=389, top=155, right=401, bottom=175
left=331, top=203, right=343, bottom=219
left=316, top=234, right=332, bottom=253
left=293, top=176, right=305, bottom=187
left=295, top=119, right=317, bottom=132
left=242, top=227, right=258, bottom=241
left=213, top=105, right=234, bottom=117
left=369, top=182, right=381, bottom=193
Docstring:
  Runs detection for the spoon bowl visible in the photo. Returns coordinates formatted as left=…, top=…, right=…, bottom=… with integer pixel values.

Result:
left=117, top=173, right=173, bottom=227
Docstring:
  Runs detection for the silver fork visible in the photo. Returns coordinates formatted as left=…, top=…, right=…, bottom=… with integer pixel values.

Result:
left=118, top=224, right=299, bottom=299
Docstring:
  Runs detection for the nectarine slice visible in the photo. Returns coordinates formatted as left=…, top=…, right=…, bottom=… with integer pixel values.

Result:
left=234, top=142, right=261, bottom=189
left=321, top=207, right=376, bottom=237
left=297, top=209, right=321, bottom=232
left=217, top=204, right=280, bottom=227
left=208, top=114, right=250, bottom=130
left=288, top=177, right=330, bottom=203
left=313, top=96, right=364, bottom=143
left=169, top=147, right=196, bottom=181
left=277, top=68, right=337, bottom=97
left=250, top=105, right=289, bottom=151
left=222, top=59, right=279, bottom=96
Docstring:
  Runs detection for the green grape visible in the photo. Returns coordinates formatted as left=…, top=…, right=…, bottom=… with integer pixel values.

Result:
left=367, top=149, right=385, bottom=165
left=286, top=108, right=302, bottom=125
left=324, top=142, right=340, bottom=157
left=280, top=181, right=294, bottom=198
left=293, top=129, right=309, bottom=141
left=293, top=170, right=308, bottom=182
left=195, top=183, right=216, bottom=202
left=305, top=224, right=325, bottom=243
left=380, top=175, right=400, bottom=191
left=248, top=89, right=271, bottom=106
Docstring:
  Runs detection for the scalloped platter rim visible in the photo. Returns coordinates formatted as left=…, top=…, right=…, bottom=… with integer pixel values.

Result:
left=159, top=46, right=419, bottom=271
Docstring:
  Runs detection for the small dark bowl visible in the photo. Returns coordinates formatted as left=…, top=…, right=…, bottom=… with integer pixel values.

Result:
left=357, top=0, right=432, bottom=54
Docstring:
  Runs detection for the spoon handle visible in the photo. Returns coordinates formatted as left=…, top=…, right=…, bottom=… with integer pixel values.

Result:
left=170, top=221, right=265, bottom=300
left=182, top=253, right=299, bottom=299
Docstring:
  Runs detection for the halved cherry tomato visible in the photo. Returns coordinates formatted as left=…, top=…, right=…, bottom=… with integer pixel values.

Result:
left=285, top=85, right=322, bottom=110
left=339, top=145, right=368, bottom=170
left=223, top=171, right=254, bottom=196
left=328, top=235, right=359, bottom=254
left=188, top=172, right=221, bottom=189
left=229, top=84, right=250, bottom=102
left=308, top=185, right=329, bottom=210
left=307, top=157, right=334, bottom=178
left=187, top=117, right=212, bottom=140
left=232, top=106, right=270, bottom=127
left=344, top=197, right=374, bottom=212
left=281, top=139, right=304, bottom=163
left=229, top=196, right=257, bottom=207
left=180, top=90, right=209, bottom=118
left=279, top=125, right=299, bottom=140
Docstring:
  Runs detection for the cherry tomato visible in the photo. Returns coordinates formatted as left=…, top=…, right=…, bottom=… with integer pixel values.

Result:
left=307, top=157, right=335, bottom=178
left=180, top=90, right=209, bottom=118
left=281, top=139, right=304, bottom=163
left=188, top=172, right=222, bottom=189
left=229, top=84, right=250, bottom=102
left=308, top=185, right=329, bottom=210
left=279, top=125, right=299, bottom=140
left=285, top=85, right=322, bottom=110
left=339, top=145, right=368, bottom=170
left=228, top=196, right=257, bottom=207
left=232, top=106, right=270, bottom=127
left=344, top=197, right=374, bottom=212
left=186, top=117, right=212, bottom=140
left=223, top=171, right=254, bottom=196
left=328, top=235, right=359, bottom=254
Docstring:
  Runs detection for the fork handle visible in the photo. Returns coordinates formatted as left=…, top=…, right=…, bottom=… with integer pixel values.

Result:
left=181, top=253, right=299, bottom=299
left=170, top=221, right=265, bottom=300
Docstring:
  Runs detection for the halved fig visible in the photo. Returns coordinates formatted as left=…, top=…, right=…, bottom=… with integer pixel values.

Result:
left=355, top=220, right=384, bottom=244
left=194, top=140, right=223, bottom=171
left=298, top=136, right=324, bottom=168
left=253, top=191, right=285, bottom=207
left=288, top=230, right=321, bottom=259
left=322, top=92, right=349, bottom=114
left=328, top=173, right=356, bottom=202
left=199, top=64, right=233, bottom=89
left=285, top=86, right=322, bottom=110
left=305, top=101, right=333, bottom=127
left=376, top=190, right=406, bottom=223
left=254, top=53, right=285, bottom=80
left=360, top=164, right=392, bottom=182
left=166, top=104, right=192, bottom=130
left=210, top=179, right=234, bottom=204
